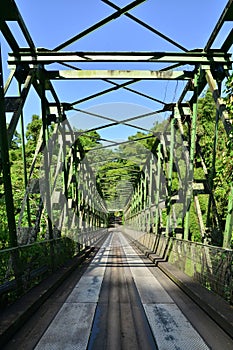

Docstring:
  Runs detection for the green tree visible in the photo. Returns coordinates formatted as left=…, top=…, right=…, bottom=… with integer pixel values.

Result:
left=26, top=114, right=42, bottom=157
left=190, top=88, right=233, bottom=244
left=76, top=130, right=101, bottom=152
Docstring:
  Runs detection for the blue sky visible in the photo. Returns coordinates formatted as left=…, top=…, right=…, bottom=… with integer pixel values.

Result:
left=1, top=0, right=232, bottom=142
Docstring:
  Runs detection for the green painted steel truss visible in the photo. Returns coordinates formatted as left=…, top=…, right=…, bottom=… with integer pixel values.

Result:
left=0, top=0, right=233, bottom=253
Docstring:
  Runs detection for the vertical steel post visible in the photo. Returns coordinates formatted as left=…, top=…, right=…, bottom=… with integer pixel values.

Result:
left=0, top=48, right=18, bottom=248
left=166, top=116, right=175, bottom=236
left=144, top=171, right=147, bottom=231
left=205, top=69, right=232, bottom=247
left=19, top=83, right=31, bottom=228
left=184, top=71, right=199, bottom=240
left=0, top=47, right=22, bottom=291
left=134, top=185, right=137, bottom=229
left=61, top=118, right=69, bottom=232
left=206, top=108, right=219, bottom=227
left=136, top=185, right=139, bottom=229
left=154, top=142, right=162, bottom=235
left=224, top=186, right=233, bottom=248
left=40, top=68, right=53, bottom=240
left=140, top=178, right=143, bottom=230
left=148, top=157, right=153, bottom=230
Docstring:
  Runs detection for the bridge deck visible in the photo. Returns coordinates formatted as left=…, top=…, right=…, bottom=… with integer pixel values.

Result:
left=2, top=229, right=233, bottom=350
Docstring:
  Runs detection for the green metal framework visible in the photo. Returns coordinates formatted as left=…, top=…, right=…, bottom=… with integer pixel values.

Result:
left=0, top=0, right=233, bottom=296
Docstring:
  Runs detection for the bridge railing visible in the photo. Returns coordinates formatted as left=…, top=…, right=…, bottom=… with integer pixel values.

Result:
left=0, top=237, right=77, bottom=307
left=167, top=237, right=233, bottom=304
left=124, top=228, right=233, bottom=304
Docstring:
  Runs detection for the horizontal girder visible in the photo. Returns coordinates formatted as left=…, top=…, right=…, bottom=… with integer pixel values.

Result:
left=8, top=50, right=232, bottom=65
left=45, top=69, right=194, bottom=80
left=46, top=70, right=193, bottom=80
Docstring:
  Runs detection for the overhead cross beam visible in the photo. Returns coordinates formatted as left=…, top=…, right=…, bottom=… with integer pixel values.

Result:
left=57, top=61, right=167, bottom=106
left=71, top=107, right=156, bottom=134
left=8, top=50, right=232, bottom=64
left=67, top=108, right=165, bottom=138
left=46, top=69, right=194, bottom=80
left=86, top=134, right=156, bottom=152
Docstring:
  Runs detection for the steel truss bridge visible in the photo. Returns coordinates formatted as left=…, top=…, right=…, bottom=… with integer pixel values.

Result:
left=0, top=1, right=233, bottom=349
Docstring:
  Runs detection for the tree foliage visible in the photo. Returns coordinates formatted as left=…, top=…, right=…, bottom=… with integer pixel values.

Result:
left=25, top=114, right=42, bottom=157
left=0, top=115, right=43, bottom=247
